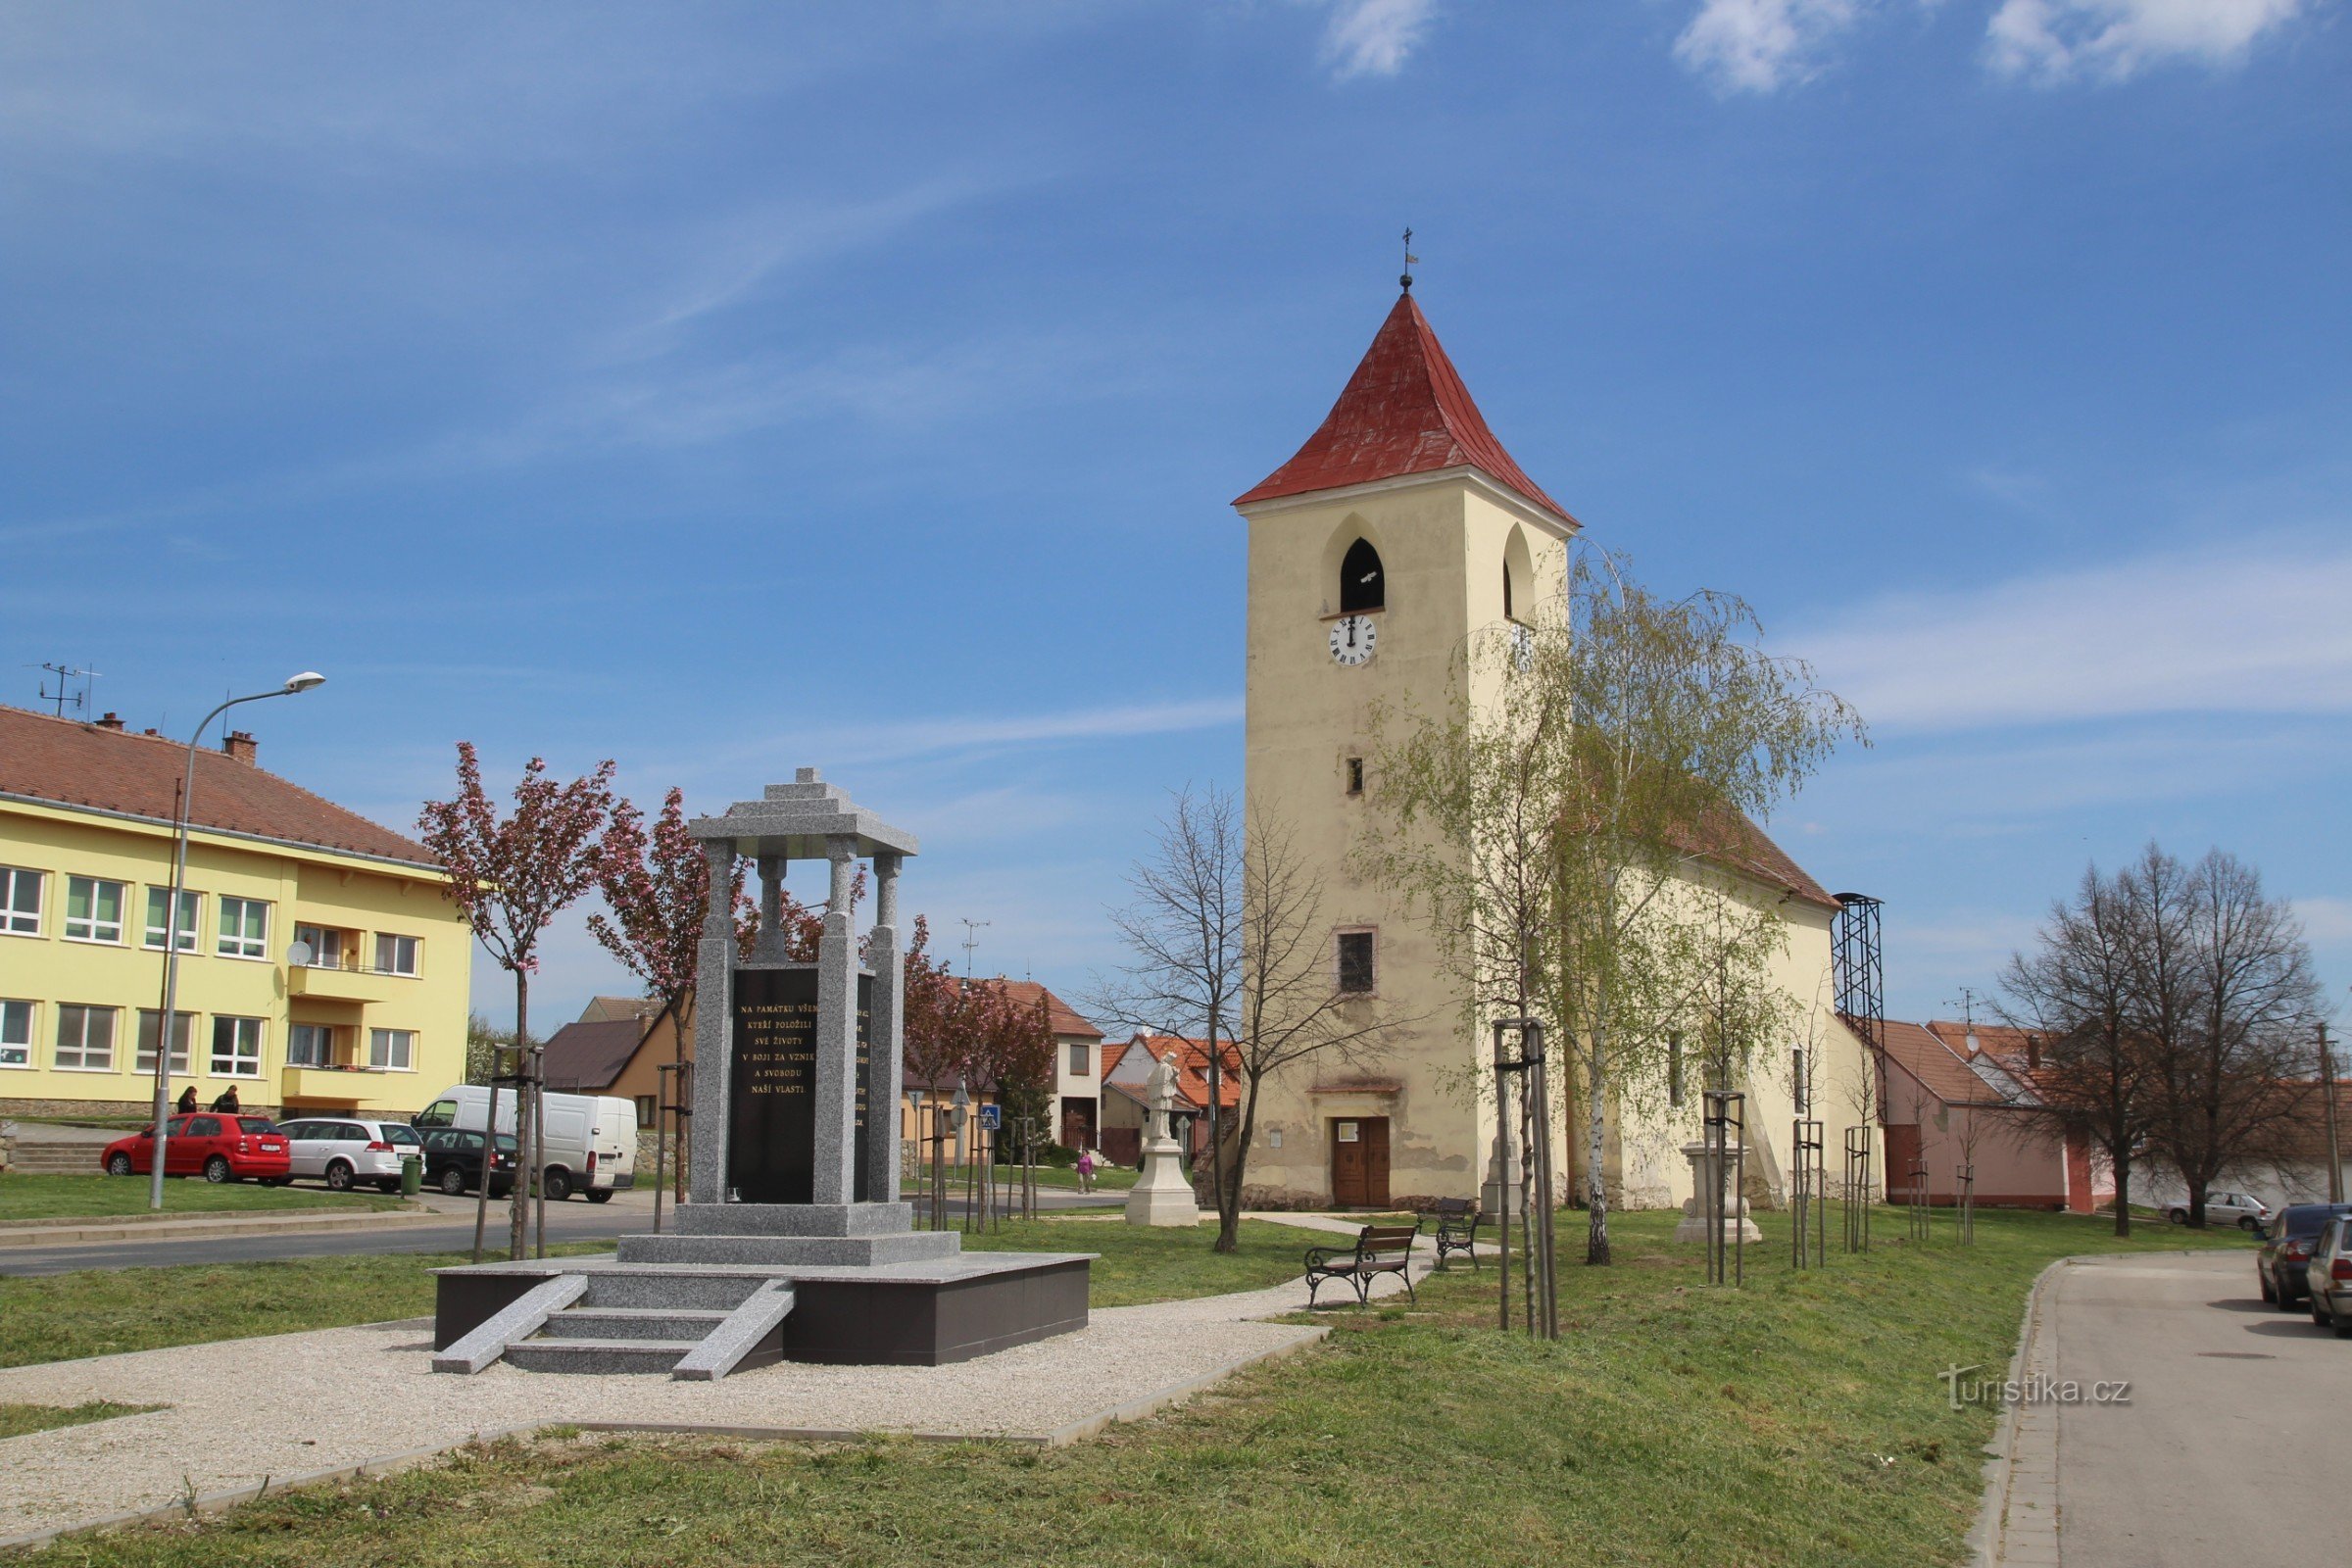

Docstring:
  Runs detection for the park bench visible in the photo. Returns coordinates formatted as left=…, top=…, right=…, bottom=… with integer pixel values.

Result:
left=1302, top=1221, right=1421, bottom=1307
left=1431, top=1197, right=1482, bottom=1269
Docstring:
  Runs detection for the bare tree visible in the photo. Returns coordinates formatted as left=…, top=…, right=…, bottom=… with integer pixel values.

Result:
left=1999, top=863, right=2160, bottom=1238
left=1095, top=785, right=1242, bottom=1220
left=1219, top=812, right=1402, bottom=1250
left=2142, top=848, right=2321, bottom=1226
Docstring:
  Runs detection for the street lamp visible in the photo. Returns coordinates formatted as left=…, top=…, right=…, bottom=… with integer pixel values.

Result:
left=147, top=672, right=326, bottom=1210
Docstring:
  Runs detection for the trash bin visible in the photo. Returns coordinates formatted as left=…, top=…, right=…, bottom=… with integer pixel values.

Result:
left=400, top=1153, right=422, bottom=1198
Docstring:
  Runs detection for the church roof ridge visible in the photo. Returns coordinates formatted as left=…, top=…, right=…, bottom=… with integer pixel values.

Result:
left=1234, top=290, right=1574, bottom=524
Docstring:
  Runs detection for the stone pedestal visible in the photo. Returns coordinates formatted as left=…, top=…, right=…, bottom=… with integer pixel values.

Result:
left=1674, top=1139, right=1763, bottom=1244
left=1480, top=1126, right=1523, bottom=1219
left=1126, top=1134, right=1200, bottom=1227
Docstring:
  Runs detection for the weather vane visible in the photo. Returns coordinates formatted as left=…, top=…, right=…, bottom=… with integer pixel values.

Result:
left=1400, top=227, right=1419, bottom=292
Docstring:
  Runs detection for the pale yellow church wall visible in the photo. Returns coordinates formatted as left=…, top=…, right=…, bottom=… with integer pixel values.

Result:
left=1600, top=874, right=1880, bottom=1213
left=1239, top=473, right=1573, bottom=1205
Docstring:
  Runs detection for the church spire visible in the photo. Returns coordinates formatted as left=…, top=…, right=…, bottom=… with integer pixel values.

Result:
left=1233, top=292, right=1572, bottom=525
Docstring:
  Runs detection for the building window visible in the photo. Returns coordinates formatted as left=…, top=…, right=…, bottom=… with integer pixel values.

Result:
left=634, top=1095, right=657, bottom=1127
left=1068, top=1042, right=1091, bottom=1077
left=136, top=1009, right=196, bottom=1075
left=217, top=898, right=270, bottom=959
left=294, top=924, right=349, bottom=970
left=145, top=888, right=202, bottom=952
left=368, top=1028, right=416, bottom=1071
left=0, top=1000, right=32, bottom=1067
left=1336, top=930, right=1375, bottom=995
left=0, top=867, right=43, bottom=936
left=1346, top=758, right=1364, bottom=796
left=375, top=933, right=420, bottom=976
left=288, top=1023, right=335, bottom=1068
left=1340, top=538, right=1385, bottom=613
left=64, top=876, right=126, bottom=944
left=55, top=1004, right=118, bottom=1070
left=211, top=1015, right=265, bottom=1076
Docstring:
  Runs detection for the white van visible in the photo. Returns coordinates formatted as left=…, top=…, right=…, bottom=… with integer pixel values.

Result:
left=415, top=1085, right=637, bottom=1202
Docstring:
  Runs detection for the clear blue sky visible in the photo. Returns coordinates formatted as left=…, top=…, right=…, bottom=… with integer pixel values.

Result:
left=6, top=2, right=2347, bottom=1033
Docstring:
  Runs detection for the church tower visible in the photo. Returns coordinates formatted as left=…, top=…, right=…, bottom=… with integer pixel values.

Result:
left=1235, top=287, right=1579, bottom=1205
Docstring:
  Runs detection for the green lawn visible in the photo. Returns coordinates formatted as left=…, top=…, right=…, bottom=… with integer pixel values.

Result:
left=954, top=1214, right=1335, bottom=1306
left=0, top=1175, right=409, bottom=1224
left=0, top=1400, right=160, bottom=1440
left=0, top=1243, right=612, bottom=1369
left=902, top=1163, right=1140, bottom=1195
left=0, top=1206, right=2246, bottom=1568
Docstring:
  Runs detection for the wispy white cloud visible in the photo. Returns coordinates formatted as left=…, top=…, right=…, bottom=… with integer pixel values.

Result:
left=1791, top=538, right=2352, bottom=731
left=1671, top=0, right=2313, bottom=92
left=706, top=696, right=1246, bottom=776
left=1675, top=0, right=1869, bottom=94
left=1985, top=0, right=2309, bottom=82
left=1319, top=0, right=1440, bottom=79
left=2292, top=895, right=2352, bottom=947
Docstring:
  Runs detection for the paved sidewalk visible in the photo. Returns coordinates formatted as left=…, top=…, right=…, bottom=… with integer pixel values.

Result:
left=0, top=1220, right=1445, bottom=1546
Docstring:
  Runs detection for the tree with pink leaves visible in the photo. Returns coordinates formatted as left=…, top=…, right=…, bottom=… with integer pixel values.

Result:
left=418, top=743, right=614, bottom=1263
left=589, top=786, right=760, bottom=1198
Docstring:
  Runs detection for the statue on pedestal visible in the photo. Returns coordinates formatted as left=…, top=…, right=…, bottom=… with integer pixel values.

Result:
left=1125, top=1050, right=1200, bottom=1228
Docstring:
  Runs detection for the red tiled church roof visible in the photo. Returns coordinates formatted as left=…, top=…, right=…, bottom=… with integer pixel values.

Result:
left=1235, top=291, right=1573, bottom=524
left=0, top=704, right=438, bottom=868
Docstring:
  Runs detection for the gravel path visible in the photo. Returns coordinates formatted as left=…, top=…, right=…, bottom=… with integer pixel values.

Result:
left=0, top=1217, right=1467, bottom=1545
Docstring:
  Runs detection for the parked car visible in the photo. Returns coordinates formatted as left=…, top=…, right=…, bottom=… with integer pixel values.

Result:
left=417, top=1127, right=518, bottom=1198
left=415, top=1084, right=638, bottom=1202
left=2257, top=1202, right=2352, bottom=1308
left=2306, top=1214, right=2352, bottom=1339
left=100, top=1114, right=290, bottom=1185
left=2167, top=1191, right=2272, bottom=1231
left=273, top=1117, right=424, bottom=1192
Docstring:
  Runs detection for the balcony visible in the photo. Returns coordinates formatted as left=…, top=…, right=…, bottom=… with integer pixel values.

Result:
left=279, top=1062, right=393, bottom=1103
left=286, top=958, right=401, bottom=1005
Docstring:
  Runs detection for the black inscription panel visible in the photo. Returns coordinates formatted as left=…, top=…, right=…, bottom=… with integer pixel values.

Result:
left=728, top=967, right=871, bottom=1204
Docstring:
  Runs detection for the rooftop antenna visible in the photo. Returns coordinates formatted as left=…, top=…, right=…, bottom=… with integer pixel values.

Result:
left=958, top=917, right=991, bottom=980
left=1399, top=226, right=1419, bottom=292
left=1946, top=987, right=1983, bottom=1054
left=34, top=662, right=99, bottom=718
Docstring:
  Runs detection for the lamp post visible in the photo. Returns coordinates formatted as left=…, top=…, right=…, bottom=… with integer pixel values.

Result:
left=147, top=672, right=325, bottom=1210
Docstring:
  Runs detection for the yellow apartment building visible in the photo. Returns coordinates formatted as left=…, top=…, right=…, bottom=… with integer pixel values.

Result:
left=0, top=704, right=470, bottom=1119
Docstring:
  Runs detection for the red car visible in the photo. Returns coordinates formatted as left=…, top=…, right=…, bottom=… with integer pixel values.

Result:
left=102, top=1114, right=291, bottom=1185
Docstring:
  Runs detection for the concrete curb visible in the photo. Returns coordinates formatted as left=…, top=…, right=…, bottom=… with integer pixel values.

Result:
left=1969, top=1254, right=2074, bottom=1568
left=0, top=1319, right=1336, bottom=1550
left=0, top=1205, right=434, bottom=1248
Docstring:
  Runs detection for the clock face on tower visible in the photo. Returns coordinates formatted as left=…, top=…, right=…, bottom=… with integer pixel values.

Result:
left=1328, top=614, right=1377, bottom=666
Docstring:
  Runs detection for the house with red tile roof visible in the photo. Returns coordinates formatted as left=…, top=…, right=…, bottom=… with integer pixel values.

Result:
left=1878, top=1017, right=2111, bottom=1212
left=1097, top=1033, right=1241, bottom=1167
left=0, top=704, right=471, bottom=1121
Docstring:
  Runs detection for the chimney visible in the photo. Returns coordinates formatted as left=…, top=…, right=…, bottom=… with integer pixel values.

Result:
left=221, top=730, right=259, bottom=765
left=142, top=728, right=161, bottom=737
left=2025, top=1034, right=2041, bottom=1070
left=95, top=711, right=126, bottom=732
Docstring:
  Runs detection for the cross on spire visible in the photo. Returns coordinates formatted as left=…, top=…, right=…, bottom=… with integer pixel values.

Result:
left=1400, top=227, right=1419, bottom=292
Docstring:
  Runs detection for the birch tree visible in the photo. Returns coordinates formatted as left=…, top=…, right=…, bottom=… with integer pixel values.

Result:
left=1361, top=549, right=1859, bottom=1264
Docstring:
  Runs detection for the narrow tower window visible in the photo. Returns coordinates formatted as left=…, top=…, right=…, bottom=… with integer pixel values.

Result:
left=1340, top=539, right=1385, bottom=612
left=1336, top=930, right=1375, bottom=994
left=1345, top=758, right=1364, bottom=796
left=1502, top=561, right=1514, bottom=620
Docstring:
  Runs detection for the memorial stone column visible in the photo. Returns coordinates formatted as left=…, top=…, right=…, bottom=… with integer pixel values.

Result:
left=866, top=852, right=905, bottom=1205
left=811, top=835, right=859, bottom=1205
left=690, top=838, right=736, bottom=1206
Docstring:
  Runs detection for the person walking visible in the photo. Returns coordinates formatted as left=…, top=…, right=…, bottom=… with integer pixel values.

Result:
left=209, top=1085, right=242, bottom=1113
left=175, top=1084, right=198, bottom=1113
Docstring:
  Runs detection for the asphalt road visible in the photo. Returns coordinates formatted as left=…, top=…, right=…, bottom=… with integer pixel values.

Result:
left=0, top=1183, right=1128, bottom=1277
left=2048, top=1249, right=2350, bottom=1567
